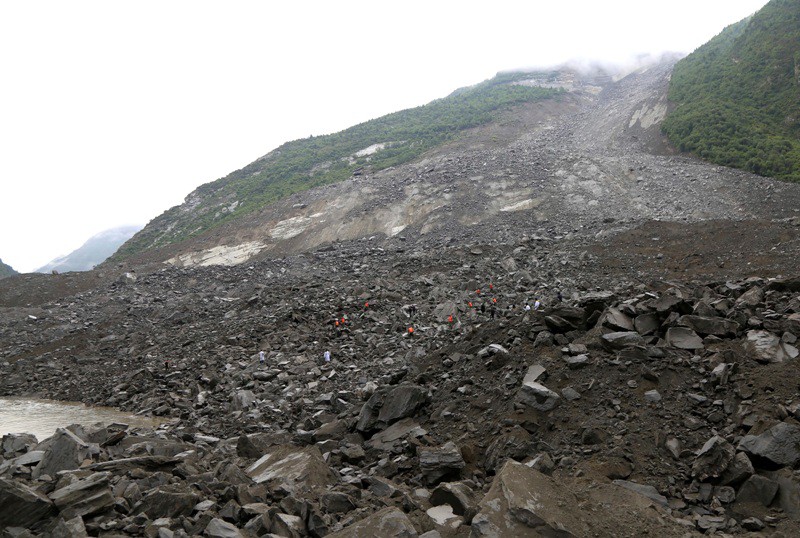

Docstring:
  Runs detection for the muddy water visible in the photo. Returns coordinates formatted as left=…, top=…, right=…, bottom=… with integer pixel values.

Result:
left=0, top=397, right=162, bottom=441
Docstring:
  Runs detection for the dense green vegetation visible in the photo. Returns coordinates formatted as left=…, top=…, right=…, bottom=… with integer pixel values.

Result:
left=115, top=74, right=562, bottom=259
left=0, top=258, right=17, bottom=279
left=662, top=0, right=800, bottom=182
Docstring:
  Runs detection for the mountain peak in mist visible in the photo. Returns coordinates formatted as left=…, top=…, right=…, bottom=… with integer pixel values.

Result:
left=36, top=225, right=143, bottom=273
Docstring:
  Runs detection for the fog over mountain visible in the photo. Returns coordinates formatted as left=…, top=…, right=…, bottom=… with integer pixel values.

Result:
left=35, top=225, right=142, bottom=273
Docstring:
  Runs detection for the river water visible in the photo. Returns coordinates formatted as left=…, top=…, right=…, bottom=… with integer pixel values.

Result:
left=0, top=397, right=163, bottom=442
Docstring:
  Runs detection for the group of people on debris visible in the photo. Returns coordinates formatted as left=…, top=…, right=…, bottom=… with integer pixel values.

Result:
left=253, top=284, right=565, bottom=366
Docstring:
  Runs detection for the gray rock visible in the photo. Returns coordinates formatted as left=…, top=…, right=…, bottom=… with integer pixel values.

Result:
left=665, top=327, right=704, bottom=350
left=245, top=445, right=335, bottom=496
left=719, top=452, right=754, bottom=486
left=326, top=506, right=418, bottom=538
left=678, top=315, right=739, bottom=337
left=0, top=477, right=57, bottom=528
left=48, top=516, right=88, bottom=538
left=612, top=480, right=668, bottom=506
left=205, top=517, right=244, bottom=537
left=600, top=331, right=645, bottom=351
left=357, top=384, right=428, bottom=432
left=270, top=513, right=305, bottom=537
left=644, top=390, right=661, bottom=402
left=522, top=364, right=546, bottom=384
left=477, top=344, right=508, bottom=358
left=561, top=387, right=581, bottom=401
left=1, top=433, right=38, bottom=456
left=32, top=428, right=90, bottom=480
left=471, top=461, right=592, bottom=536
left=48, top=471, right=114, bottom=519
left=564, top=354, right=589, bottom=369
left=430, top=482, right=479, bottom=522
left=419, top=441, right=465, bottom=485
left=603, top=308, right=634, bottom=331
left=736, top=475, right=779, bottom=506
left=746, top=330, right=799, bottom=363
left=483, top=426, right=534, bottom=472
left=738, top=422, right=800, bottom=467
left=230, top=389, right=256, bottom=411
left=634, top=313, right=660, bottom=336
left=135, top=488, right=200, bottom=519
left=515, top=381, right=560, bottom=412
left=692, top=436, right=735, bottom=482
left=736, top=286, right=764, bottom=306
left=366, top=418, right=427, bottom=451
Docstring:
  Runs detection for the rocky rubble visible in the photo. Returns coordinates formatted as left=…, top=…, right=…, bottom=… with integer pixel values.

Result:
left=1, top=267, right=799, bottom=536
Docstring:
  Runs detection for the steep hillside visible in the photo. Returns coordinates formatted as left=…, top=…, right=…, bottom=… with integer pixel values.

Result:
left=0, top=258, right=16, bottom=279
left=36, top=225, right=142, bottom=273
left=662, top=0, right=800, bottom=181
left=113, top=74, right=565, bottom=261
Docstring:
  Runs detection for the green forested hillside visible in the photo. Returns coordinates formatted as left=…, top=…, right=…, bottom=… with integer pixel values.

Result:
left=114, top=73, right=562, bottom=260
left=0, top=258, right=17, bottom=279
left=662, top=0, right=800, bottom=181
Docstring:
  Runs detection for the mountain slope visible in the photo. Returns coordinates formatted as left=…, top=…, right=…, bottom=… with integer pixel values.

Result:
left=112, top=75, right=563, bottom=261
left=36, top=225, right=142, bottom=273
left=662, top=0, right=800, bottom=181
left=0, top=258, right=16, bottom=279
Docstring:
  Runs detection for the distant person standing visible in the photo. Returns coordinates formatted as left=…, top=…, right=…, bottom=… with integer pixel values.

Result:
left=259, top=350, right=266, bottom=364
left=324, top=350, right=331, bottom=362
left=556, top=290, right=563, bottom=303
left=534, top=299, right=541, bottom=311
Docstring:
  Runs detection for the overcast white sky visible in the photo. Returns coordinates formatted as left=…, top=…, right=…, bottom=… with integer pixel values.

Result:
left=0, top=0, right=769, bottom=272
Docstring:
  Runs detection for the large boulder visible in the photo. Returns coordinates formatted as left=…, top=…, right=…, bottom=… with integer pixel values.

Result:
left=48, top=471, right=115, bottom=519
left=746, top=330, right=799, bottom=363
left=32, top=428, right=90, bottom=479
left=134, top=487, right=200, bottom=519
left=738, top=422, right=800, bottom=467
left=356, top=384, right=429, bottom=432
left=326, top=506, right=418, bottom=537
left=665, top=327, right=704, bottom=350
left=678, top=315, right=739, bottom=337
left=515, top=382, right=560, bottom=412
left=603, top=308, right=634, bottom=331
left=692, top=436, right=735, bottom=481
left=245, top=445, right=336, bottom=496
left=471, top=460, right=592, bottom=536
left=0, top=477, right=57, bottom=529
left=600, top=331, right=645, bottom=351
left=418, top=441, right=465, bottom=485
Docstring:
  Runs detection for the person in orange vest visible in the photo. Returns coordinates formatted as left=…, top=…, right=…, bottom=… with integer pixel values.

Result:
left=476, top=289, right=481, bottom=295
left=364, top=301, right=369, bottom=308
left=492, top=297, right=497, bottom=304
left=468, top=301, right=473, bottom=308
left=489, top=283, right=494, bottom=291
left=408, top=326, right=415, bottom=336
left=448, top=315, right=453, bottom=323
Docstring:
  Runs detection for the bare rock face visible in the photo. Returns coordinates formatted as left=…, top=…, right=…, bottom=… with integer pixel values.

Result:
left=245, top=445, right=336, bottom=496
left=600, top=331, right=645, bottom=351
left=515, top=381, right=560, bottom=412
left=327, top=506, right=418, bottom=537
left=738, top=422, right=800, bottom=467
left=48, top=471, right=115, bottom=519
left=418, top=441, right=465, bottom=485
left=678, top=315, right=739, bottom=337
left=356, top=384, right=429, bottom=432
left=665, top=327, right=704, bottom=350
left=0, top=477, right=57, bottom=529
left=692, top=436, right=735, bottom=482
left=32, top=428, right=90, bottom=480
left=746, top=330, right=799, bottom=363
left=470, top=460, right=592, bottom=537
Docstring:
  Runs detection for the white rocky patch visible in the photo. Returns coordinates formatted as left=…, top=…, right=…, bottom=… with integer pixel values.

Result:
left=500, top=199, right=536, bottom=212
left=270, top=215, right=313, bottom=240
left=354, top=143, right=386, bottom=157
left=166, top=241, right=266, bottom=267
left=629, top=102, right=667, bottom=129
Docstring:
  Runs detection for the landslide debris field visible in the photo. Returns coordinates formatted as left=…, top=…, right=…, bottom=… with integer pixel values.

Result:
left=2, top=59, right=800, bottom=537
